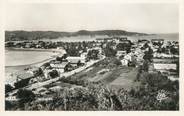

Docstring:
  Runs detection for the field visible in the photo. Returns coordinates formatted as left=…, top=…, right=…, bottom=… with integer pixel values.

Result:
left=65, top=57, right=140, bottom=91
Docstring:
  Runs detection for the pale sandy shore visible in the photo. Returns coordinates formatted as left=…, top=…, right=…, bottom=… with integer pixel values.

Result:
left=5, top=48, right=64, bottom=84
left=5, top=57, right=58, bottom=84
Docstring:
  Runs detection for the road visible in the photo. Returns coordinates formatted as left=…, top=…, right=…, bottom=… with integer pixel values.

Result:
left=6, top=58, right=104, bottom=100
left=28, top=59, right=103, bottom=89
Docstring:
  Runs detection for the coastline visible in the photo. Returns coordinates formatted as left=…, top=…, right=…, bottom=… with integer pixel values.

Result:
left=5, top=55, right=56, bottom=67
left=5, top=48, right=63, bottom=84
left=5, top=47, right=62, bottom=52
left=5, top=47, right=63, bottom=66
left=5, top=57, right=56, bottom=84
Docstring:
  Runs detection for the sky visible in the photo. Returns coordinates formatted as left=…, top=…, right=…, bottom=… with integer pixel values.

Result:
left=5, top=3, right=179, bottom=34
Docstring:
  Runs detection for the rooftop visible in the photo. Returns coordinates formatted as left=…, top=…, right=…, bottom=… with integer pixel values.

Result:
left=17, top=72, right=34, bottom=80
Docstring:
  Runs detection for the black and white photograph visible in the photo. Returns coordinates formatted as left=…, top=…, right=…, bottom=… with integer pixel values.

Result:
left=4, top=0, right=180, bottom=111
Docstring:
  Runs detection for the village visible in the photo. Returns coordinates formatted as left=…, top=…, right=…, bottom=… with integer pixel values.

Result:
left=5, top=36, right=179, bottom=102
left=4, top=1, right=181, bottom=111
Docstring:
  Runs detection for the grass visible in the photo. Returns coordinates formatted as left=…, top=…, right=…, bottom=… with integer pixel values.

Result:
left=110, top=67, right=140, bottom=90
left=63, top=57, right=140, bottom=91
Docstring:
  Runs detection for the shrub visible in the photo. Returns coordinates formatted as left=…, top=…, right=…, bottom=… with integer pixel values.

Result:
left=5, top=84, right=14, bottom=93
left=49, top=70, right=59, bottom=78
left=16, top=89, right=36, bottom=107
left=5, top=101, right=17, bottom=111
left=6, top=68, right=179, bottom=111
left=14, top=78, right=31, bottom=89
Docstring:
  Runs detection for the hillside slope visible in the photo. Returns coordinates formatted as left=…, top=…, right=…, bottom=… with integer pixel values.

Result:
left=5, top=30, right=148, bottom=41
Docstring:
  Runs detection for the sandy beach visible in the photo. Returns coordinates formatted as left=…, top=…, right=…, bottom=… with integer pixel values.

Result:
left=5, top=48, right=64, bottom=84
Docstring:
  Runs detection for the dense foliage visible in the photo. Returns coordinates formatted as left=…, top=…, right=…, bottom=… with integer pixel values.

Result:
left=5, top=84, right=13, bottom=93
left=104, top=46, right=117, bottom=57
left=49, top=70, right=59, bottom=78
left=6, top=70, right=179, bottom=111
left=87, top=49, right=100, bottom=60
left=14, top=78, right=31, bottom=89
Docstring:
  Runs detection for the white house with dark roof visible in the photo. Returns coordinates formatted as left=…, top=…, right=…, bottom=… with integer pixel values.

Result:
left=50, top=61, right=73, bottom=73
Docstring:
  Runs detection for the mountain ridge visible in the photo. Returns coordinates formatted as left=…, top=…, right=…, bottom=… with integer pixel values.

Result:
left=5, top=29, right=149, bottom=41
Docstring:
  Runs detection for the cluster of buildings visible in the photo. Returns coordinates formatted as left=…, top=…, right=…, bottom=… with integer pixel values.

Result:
left=6, top=36, right=179, bottom=94
left=96, top=37, right=179, bottom=80
left=149, top=39, right=179, bottom=80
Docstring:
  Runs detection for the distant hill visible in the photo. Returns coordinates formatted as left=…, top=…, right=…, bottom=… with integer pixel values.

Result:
left=134, top=33, right=179, bottom=41
left=5, top=30, right=148, bottom=41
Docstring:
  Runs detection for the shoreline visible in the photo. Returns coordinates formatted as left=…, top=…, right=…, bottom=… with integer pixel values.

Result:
left=5, top=55, right=56, bottom=67
left=5, top=48, right=63, bottom=83
left=5, top=47, right=63, bottom=67
left=5, top=57, right=55, bottom=84
left=5, top=47, right=62, bottom=52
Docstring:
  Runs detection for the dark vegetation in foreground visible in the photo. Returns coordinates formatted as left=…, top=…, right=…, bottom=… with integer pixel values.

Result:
left=5, top=69, right=179, bottom=111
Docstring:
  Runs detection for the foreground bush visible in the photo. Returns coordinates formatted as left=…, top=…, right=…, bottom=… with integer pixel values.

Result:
left=6, top=83, right=133, bottom=111
left=6, top=70, right=179, bottom=111
left=5, top=84, right=14, bottom=93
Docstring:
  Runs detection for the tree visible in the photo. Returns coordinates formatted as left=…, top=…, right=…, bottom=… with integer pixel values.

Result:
left=113, top=58, right=122, bottom=66
left=14, top=78, right=31, bottom=89
left=104, top=45, right=117, bottom=57
left=17, top=89, right=35, bottom=100
left=49, top=70, right=59, bottom=78
left=34, top=67, right=44, bottom=76
left=142, top=60, right=149, bottom=72
left=62, top=53, right=68, bottom=59
left=42, top=63, right=51, bottom=69
left=5, top=84, right=13, bottom=93
left=16, top=89, right=36, bottom=107
left=143, top=47, right=153, bottom=62
left=170, top=46, right=178, bottom=55
left=116, top=42, right=131, bottom=53
left=143, top=42, right=149, bottom=49
left=56, top=56, right=63, bottom=61
left=87, top=49, right=100, bottom=60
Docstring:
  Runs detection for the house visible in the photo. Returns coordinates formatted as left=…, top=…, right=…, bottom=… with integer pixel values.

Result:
left=96, top=38, right=113, bottom=42
left=114, top=37, right=128, bottom=43
left=121, top=59, right=129, bottom=66
left=14, top=72, right=34, bottom=88
left=153, top=62, right=178, bottom=77
left=116, top=50, right=127, bottom=58
left=138, top=39, right=149, bottom=43
left=80, top=52, right=87, bottom=59
left=49, top=85, right=62, bottom=92
left=152, top=58, right=178, bottom=63
left=151, top=39, right=164, bottom=43
left=16, top=72, right=34, bottom=82
left=104, top=38, right=113, bottom=42
left=66, top=56, right=85, bottom=67
left=50, top=61, right=73, bottom=73
left=153, top=63, right=176, bottom=71
left=27, top=67, right=41, bottom=76
left=43, top=69, right=53, bottom=79
left=24, top=43, right=32, bottom=48
left=96, top=38, right=105, bottom=42
left=124, top=54, right=132, bottom=61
